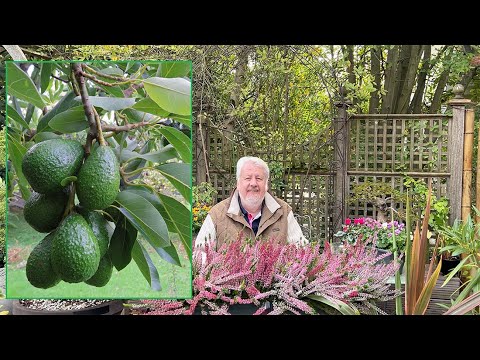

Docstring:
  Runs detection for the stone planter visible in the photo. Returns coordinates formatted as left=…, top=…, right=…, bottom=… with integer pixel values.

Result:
left=12, top=300, right=124, bottom=315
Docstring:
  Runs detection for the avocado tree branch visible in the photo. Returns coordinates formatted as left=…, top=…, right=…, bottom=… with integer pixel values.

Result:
left=92, top=107, right=106, bottom=146
left=83, top=64, right=130, bottom=82
left=73, top=63, right=98, bottom=155
left=101, top=121, right=153, bottom=133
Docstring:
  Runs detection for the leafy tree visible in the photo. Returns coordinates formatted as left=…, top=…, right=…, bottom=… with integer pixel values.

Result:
left=5, top=59, right=192, bottom=291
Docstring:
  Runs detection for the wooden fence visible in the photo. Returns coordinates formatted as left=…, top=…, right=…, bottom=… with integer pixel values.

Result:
left=193, top=92, right=474, bottom=241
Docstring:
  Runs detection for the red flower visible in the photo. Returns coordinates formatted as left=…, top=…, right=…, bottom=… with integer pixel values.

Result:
left=345, top=218, right=351, bottom=225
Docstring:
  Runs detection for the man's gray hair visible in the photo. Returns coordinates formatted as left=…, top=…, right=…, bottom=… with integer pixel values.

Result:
left=236, top=156, right=270, bottom=180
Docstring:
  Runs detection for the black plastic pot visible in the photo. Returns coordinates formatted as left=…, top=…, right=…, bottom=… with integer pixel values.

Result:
left=12, top=300, right=124, bottom=315
left=440, top=256, right=461, bottom=276
left=193, top=302, right=271, bottom=315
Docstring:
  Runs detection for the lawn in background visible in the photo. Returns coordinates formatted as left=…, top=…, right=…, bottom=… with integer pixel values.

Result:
left=6, top=212, right=191, bottom=299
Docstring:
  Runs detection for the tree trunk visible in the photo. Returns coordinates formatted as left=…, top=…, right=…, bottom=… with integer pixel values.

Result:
left=429, top=70, right=449, bottom=114
left=369, top=45, right=381, bottom=114
left=397, top=45, right=422, bottom=114
left=391, top=45, right=412, bottom=113
left=409, top=45, right=431, bottom=113
left=381, top=46, right=399, bottom=113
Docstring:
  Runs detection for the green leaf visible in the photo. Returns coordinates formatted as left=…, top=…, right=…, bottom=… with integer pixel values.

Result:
left=156, top=163, right=191, bottom=203
left=159, top=127, right=191, bottom=163
left=60, top=176, right=77, bottom=186
left=124, top=187, right=192, bottom=258
left=98, top=84, right=125, bottom=98
left=74, top=95, right=136, bottom=111
left=143, top=77, right=191, bottom=116
left=131, top=240, right=162, bottom=291
left=6, top=104, right=30, bottom=129
left=6, top=133, right=31, bottom=200
left=109, top=215, right=137, bottom=271
left=7, top=62, right=45, bottom=109
left=116, top=191, right=170, bottom=248
left=48, top=105, right=89, bottom=133
left=37, top=91, right=79, bottom=133
left=156, top=62, right=191, bottom=78
left=307, top=295, right=360, bottom=315
left=170, top=114, right=191, bottom=128
left=32, top=132, right=61, bottom=142
left=156, top=242, right=181, bottom=267
left=132, top=97, right=170, bottom=117
left=121, top=108, right=157, bottom=124
left=127, top=144, right=177, bottom=164
left=99, top=67, right=124, bottom=76
left=40, top=63, right=52, bottom=93
left=159, top=193, right=192, bottom=258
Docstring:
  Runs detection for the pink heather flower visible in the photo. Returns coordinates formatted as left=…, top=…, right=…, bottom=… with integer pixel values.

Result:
left=140, top=232, right=400, bottom=315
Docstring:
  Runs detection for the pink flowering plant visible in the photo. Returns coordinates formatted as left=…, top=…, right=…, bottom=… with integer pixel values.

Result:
left=134, top=234, right=401, bottom=315
left=334, top=217, right=407, bottom=253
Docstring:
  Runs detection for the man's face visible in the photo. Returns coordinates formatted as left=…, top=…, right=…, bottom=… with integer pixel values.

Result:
left=237, top=161, right=268, bottom=209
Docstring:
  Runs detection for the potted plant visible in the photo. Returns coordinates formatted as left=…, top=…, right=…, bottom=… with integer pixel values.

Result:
left=130, top=234, right=401, bottom=315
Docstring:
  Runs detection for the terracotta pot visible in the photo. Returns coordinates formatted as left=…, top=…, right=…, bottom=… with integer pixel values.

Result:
left=12, top=300, right=124, bottom=315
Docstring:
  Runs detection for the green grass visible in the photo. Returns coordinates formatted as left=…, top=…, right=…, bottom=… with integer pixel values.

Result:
left=6, top=212, right=192, bottom=299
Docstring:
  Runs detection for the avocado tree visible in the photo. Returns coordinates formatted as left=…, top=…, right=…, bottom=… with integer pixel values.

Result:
left=6, top=60, right=192, bottom=293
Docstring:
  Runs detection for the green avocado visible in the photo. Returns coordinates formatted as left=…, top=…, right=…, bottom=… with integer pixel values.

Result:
left=23, top=190, right=68, bottom=233
left=78, top=208, right=111, bottom=257
left=76, top=145, right=120, bottom=210
left=37, top=91, right=79, bottom=133
left=22, top=138, right=84, bottom=194
left=51, top=213, right=100, bottom=283
left=85, top=254, right=113, bottom=287
left=26, top=233, right=61, bottom=289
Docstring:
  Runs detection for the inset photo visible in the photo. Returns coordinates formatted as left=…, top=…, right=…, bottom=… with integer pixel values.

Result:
left=5, top=60, right=192, bottom=299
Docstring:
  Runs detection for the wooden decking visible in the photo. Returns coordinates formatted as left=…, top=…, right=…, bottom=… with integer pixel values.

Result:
left=378, top=270, right=461, bottom=315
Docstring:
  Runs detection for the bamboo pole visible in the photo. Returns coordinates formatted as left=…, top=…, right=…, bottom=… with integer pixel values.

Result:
left=462, top=109, right=474, bottom=221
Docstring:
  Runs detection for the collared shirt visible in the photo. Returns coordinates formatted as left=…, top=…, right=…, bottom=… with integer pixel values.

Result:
left=238, top=195, right=262, bottom=235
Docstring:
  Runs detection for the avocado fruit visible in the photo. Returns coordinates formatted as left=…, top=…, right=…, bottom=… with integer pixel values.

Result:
left=22, top=138, right=84, bottom=194
left=26, top=233, right=61, bottom=289
left=76, top=145, right=120, bottom=210
left=85, top=254, right=113, bottom=287
left=23, top=190, right=68, bottom=233
left=78, top=208, right=110, bottom=257
left=51, top=213, right=100, bottom=283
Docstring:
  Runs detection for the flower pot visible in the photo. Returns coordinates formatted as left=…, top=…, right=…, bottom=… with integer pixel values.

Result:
left=12, top=300, right=124, bottom=315
left=440, top=256, right=461, bottom=276
left=193, top=302, right=271, bottom=315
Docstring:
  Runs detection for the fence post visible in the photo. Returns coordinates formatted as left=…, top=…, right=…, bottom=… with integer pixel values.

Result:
left=195, top=113, right=209, bottom=185
left=447, top=84, right=473, bottom=223
left=333, top=87, right=351, bottom=234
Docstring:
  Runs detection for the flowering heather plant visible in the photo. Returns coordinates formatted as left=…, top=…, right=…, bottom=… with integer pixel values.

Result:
left=136, top=234, right=401, bottom=315
left=334, top=217, right=407, bottom=253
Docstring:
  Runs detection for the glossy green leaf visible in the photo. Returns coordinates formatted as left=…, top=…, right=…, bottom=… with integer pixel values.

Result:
left=32, top=132, right=61, bottom=142
left=37, top=91, right=79, bottom=133
left=127, top=144, right=177, bottom=164
left=60, top=176, right=77, bottom=186
left=116, top=191, right=170, bottom=248
left=6, top=133, right=31, bottom=200
left=124, top=187, right=192, bottom=258
left=121, top=108, right=156, bottom=124
left=6, top=104, right=30, bottom=129
left=48, top=106, right=89, bottom=133
left=156, top=163, right=191, bottom=203
left=99, top=67, right=124, bottom=76
left=156, top=242, right=181, bottom=267
left=109, top=215, right=137, bottom=271
left=143, top=77, right=191, bottom=116
left=7, top=62, right=45, bottom=109
left=307, top=295, right=360, bottom=315
left=159, top=127, right=191, bottom=163
left=40, top=63, right=52, bottom=93
left=98, top=84, right=125, bottom=98
left=132, top=97, right=170, bottom=117
left=158, top=193, right=192, bottom=258
left=156, top=62, right=191, bottom=78
left=132, top=240, right=162, bottom=291
left=74, top=95, right=136, bottom=111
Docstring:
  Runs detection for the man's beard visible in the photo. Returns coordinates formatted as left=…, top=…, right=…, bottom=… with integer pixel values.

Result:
left=240, top=191, right=263, bottom=208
